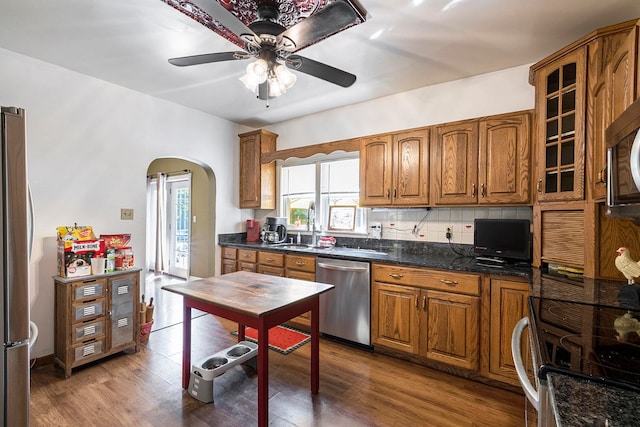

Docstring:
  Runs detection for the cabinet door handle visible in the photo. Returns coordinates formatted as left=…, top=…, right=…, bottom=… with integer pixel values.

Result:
left=439, top=279, right=458, bottom=286
left=481, top=183, right=485, bottom=198
left=415, top=296, right=419, bottom=309
left=388, top=273, right=404, bottom=280
left=537, top=179, right=542, bottom=194
left=393, top=188, right=397, bottom=198
left=597, top=166, right=607, bottom=185
left=422, top=296, right=427, bottom=311
left=386, top=188, right=391, bottom=199
left=471, top=183, right=476, bottom=198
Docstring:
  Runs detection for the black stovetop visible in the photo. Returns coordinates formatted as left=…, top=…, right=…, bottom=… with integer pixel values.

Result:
left=529, top=288, right=640, bottom=392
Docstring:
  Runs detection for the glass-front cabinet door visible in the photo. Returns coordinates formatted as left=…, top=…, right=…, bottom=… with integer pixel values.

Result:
left=535, top=48, right=587, bottom=202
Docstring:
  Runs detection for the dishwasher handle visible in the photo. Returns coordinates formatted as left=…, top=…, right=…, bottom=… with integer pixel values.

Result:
left=511, top=317, right=539, bottom=411
left=317, top=262, right=369, bottom=273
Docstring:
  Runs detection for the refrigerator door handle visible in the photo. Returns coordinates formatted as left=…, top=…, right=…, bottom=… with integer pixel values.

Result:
left=511, top=317, right=540, bottom=411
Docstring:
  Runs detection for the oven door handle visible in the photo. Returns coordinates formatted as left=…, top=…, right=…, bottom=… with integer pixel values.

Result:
left=511, top=317, right=540, bottom=411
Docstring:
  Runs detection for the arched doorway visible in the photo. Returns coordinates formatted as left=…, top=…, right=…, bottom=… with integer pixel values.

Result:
left=145, top=157, right=216, bottom=277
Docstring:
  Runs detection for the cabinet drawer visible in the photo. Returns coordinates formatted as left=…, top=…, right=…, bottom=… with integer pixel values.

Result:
left=73, top=339, right=104, bottom=362
left=238, top=262, right=257, bottom=272
left=73, top=300, right=104, bottom=322
left=73, top=319, right=105, bottom=342
left=72, top=279, right=106, bottom=301
left=258, top=251, right=284, bottom=267
left=222, top=247, right=237, bottom=260
left=285, top=255, right=316, bottom=273
left=257, top=265, right=285, bottom=276
left=238, top=249, right=257, bottom=263
left=372, top=264, right=429, bottom=287
left=424, top=270, right=480, bottom=296
left=373, top=264, right=480, bottom=295
left=287, top=270, right=316, bottom=281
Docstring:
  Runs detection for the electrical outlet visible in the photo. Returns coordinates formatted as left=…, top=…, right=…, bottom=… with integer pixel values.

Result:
left=445, top=225, right=453, bottom=240
left=121, top=208, right=134, bottom=220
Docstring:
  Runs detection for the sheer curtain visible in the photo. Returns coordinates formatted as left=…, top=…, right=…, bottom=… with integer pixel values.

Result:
left=146, top=173, right=167, bottom=275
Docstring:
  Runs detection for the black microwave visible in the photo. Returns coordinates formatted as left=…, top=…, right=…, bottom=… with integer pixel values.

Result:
left=606, top=97, right=640, bottom=221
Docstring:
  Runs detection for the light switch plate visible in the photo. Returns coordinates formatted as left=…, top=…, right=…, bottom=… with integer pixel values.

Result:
left=121, top=208, right=134, bottom=220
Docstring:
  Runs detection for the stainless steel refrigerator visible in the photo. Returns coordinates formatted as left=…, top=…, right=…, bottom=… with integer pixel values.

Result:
left=1, top=106, right=30, bottom=426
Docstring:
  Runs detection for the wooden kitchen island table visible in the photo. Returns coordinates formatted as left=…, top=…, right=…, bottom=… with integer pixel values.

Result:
left=161, top=271, right=334, bottom=427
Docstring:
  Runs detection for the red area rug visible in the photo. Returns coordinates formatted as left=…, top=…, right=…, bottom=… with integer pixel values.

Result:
left=232, top=325, right=310, bottom=355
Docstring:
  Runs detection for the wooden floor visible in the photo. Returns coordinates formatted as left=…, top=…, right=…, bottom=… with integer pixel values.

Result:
left=30, top=276, right=528, bottom=426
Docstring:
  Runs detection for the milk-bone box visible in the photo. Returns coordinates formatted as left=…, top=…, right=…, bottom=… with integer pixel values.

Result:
left=57, top=225, right=105, bottom=278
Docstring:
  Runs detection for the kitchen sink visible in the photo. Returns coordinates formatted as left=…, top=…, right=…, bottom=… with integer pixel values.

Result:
left=273, top=244, right=313, bottom=251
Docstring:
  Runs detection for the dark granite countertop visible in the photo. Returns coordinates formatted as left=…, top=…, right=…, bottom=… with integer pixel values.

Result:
left=548, top=373, right=640, bottom=426
left=218, top=234, right=532, bottom=279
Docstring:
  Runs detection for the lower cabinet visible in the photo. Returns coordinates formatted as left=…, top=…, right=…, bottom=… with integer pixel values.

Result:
left=54, top=269, right=140, bottom=378
left=487, top=276, right=530, bottom=386
left=372, top=264, right=481, bottom=370
left=285, top=254, right=317, bottom=330
left=221, top=246, right=237, bottom=274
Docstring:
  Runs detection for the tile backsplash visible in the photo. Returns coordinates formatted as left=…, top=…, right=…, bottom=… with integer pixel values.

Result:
left=368, top=207, right=533, bottom=244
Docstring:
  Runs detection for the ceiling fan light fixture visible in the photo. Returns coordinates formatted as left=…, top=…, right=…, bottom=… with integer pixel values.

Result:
left=245, top=58, right=269, bottom=83
left=274, top=63, right=297, bottom=89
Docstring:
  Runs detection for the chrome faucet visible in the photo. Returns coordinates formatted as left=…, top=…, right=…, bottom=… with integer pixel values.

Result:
left=307, top=201, right=318, bottom=246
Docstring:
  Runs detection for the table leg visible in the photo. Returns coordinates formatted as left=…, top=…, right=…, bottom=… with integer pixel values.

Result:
left=257, top=320, right=269, bottom=427
left=238, top=324, right=245, bottom=342
left=311, top=296, right=320, bottom=393
left=182, top=302, right=192, bottom=390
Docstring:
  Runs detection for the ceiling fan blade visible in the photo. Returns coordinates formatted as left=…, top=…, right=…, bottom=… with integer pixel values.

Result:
left=287, top=55, right=356, bottom=88
left=189, top=0, right=257, bottom=40
left=280, top=0, right=366, bottom=52
left=168, top=51, right=248, bottom=67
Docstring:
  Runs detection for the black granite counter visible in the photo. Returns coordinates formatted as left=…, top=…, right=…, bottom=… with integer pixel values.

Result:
left=218, top=233, right=532, bottom=279
left=548, top=373, right=640, bottom=426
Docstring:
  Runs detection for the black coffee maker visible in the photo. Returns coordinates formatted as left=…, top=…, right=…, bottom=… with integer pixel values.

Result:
left=261, top=217, right=287, bottom=243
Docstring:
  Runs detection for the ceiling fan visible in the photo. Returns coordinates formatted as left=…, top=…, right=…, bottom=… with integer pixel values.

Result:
left=164, top=0, right=368, bottom=99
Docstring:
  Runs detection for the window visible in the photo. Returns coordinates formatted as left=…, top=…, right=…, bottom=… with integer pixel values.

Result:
left=280, top=157, right=365, bottom=234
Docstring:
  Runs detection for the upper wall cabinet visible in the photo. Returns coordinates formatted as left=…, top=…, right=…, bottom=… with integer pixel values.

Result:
left=533, top=48, right=587, bottom=203
left=588, top=22, right=639, bottom=202
left=431, top=111, right=532, bottom=206
left=359, top=129, right=429, bottom=207
left=239, top=129, right=277, bottom=209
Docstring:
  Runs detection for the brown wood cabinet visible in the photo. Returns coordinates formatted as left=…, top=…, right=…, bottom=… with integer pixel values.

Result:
left=237, top=249, right=257, bottom=272
left=487, top=277, right=530, bottom=386
left=431, top=112, right=531, bottom=205
left=239, top=129, right=277, bottom=209
left=284, top=253, right=316, bottom=329
left=54, top=270, right=140, bottom=378
left=257, top=251, right=285, bottom=276
left=372, top=264, right=480, bottom=370
left=531, top=19, right=639, bottom=275
left=431, top=120, right=479, bottom=205
left=533, top=48, right=587, bottom=202
left=359, top=129, right=429, bottom=207
left=221, top=246, right=237, bottom=274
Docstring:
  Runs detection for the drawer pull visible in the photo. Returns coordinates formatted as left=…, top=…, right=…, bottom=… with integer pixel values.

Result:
left=266, top=257, right=275, bottom=262
left=439, top=279, right=458, bottom=286
left=295, top=261, right=306, bottom=266
left=388, top=273, right=404, bottom=280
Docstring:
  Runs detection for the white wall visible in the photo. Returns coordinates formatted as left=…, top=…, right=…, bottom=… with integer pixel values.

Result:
left=0, top=48, right=245, bottom=358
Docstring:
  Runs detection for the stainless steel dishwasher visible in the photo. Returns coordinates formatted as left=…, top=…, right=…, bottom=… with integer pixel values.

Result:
left=316, top=257, right=371, bottom=346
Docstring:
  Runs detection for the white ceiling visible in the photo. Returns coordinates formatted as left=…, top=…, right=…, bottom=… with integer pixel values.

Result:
left=1, top=0, right=639, bottom=127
